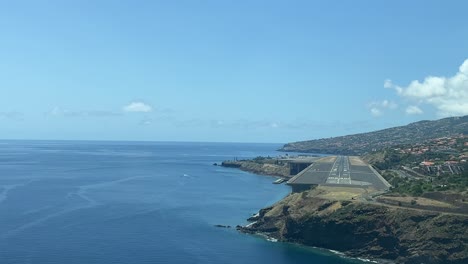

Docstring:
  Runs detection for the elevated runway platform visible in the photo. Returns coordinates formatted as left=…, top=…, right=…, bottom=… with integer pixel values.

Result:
left=287, top=156, right=391, bottom=192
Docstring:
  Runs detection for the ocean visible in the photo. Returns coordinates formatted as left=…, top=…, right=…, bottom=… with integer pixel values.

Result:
left=0, top=141, right=362, bottom=264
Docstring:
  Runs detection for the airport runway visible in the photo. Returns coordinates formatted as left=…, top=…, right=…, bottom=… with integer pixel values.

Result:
left=287, top=156, right=390, bottom=191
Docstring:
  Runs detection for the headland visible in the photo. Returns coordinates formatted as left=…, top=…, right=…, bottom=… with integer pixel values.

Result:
left=222, top=154, right=467, bottom=264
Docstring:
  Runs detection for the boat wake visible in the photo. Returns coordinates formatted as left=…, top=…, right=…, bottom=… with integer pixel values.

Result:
left=1, top=176, right=148, bottom=239
left=0, top=180, right=34, bottom=205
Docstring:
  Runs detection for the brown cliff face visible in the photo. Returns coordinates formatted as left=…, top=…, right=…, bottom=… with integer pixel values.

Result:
left=221, top=160, right=290, bottom=178
left=239, top=192, right=468, bottom=264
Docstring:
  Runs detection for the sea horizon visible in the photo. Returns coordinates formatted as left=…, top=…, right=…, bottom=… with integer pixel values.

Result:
left=0, top=139, right=287, bottom=146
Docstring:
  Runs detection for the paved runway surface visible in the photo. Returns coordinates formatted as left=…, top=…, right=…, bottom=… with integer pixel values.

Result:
left=287, top=156, right=390, bottom=191
left=326, top=155, right=351, bottom=184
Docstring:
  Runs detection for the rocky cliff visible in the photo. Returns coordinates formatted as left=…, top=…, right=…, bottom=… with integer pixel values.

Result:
left=221, top=160, right=290, bottom=178
left=239, top=191, right=468, bottom=264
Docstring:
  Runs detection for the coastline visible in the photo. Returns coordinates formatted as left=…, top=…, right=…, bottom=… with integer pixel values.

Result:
left=225, top=160, right=374, bottom=264
left=236, top=189, right=467, bottom=264
left=221, top=159, right=291, bottom=178
left=227, top=158, right=467, bottom=264
left=239, top=204, right=393, bottom=264
left=242, top=226, right=388, bottom=264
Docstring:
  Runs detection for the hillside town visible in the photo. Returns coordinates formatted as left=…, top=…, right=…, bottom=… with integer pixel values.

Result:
left=363, top=133, right=467, bottom=196
left=281, top=115, right=468, bottom=155
left=394, top=134, right=467, bottom=176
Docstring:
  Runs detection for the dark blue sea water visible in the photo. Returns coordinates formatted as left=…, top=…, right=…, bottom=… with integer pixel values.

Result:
left=0, top=141, right=362, bottom=264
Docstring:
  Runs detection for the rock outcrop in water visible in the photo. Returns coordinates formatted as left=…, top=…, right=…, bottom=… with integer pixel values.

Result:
left=238, top=191, right=468, bottom=264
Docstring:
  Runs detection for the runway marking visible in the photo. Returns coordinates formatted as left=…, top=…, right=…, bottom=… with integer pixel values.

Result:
left=289, top=156, right=387, bottom=190
left=326, top=156, right=352, bottom=185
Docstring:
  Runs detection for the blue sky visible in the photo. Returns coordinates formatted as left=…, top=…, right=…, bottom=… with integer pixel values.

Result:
left=1, top=0, right=467, bottom=143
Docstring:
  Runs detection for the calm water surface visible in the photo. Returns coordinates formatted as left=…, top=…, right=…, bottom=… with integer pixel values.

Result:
left=0, top=141, right=363, bottom=264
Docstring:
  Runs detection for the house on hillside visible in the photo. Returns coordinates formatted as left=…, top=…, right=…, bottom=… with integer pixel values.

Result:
left=420, top=161, right=435, bottom=166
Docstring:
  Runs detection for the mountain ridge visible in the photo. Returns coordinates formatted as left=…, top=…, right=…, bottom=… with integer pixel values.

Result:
left=280, top=115, right=468, bottom=155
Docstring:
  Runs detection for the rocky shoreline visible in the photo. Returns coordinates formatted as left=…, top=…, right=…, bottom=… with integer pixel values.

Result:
left=236, top=190, right=468, bottom=264
left=221, top=159, right=290, bottom=178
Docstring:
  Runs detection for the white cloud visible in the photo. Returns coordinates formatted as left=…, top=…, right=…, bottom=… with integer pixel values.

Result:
left=405, top=105, right=423, bottom=115
left=47, top=106, right=91, bottom=117
left=48, top=106, right=62, bottom=117
left=367, top=99, right=397, bottom=117
left=139, top=118, right=152, bottom=126
left=0, top=111, right=23, bottom=120
left=370, top=108, right=382, bottom=117
left=386, top=59, right=468, bottom=117
left=381, top=100, right=398, bottom=109
left=123, top=102, right=153, bottom=113
left=384, top=79, right=393, bottom=89
left=368, top=100, right=398, bottom=109
left=400, top=77, right=446, bottom=98
left=46, top=107, right=121, bottom=117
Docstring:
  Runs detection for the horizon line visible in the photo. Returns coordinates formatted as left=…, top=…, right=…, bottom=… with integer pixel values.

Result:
left=0, top=138, right=286, bottom=145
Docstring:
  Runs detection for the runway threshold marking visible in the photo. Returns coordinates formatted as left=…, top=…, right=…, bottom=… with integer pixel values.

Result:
left=326, top=156, right=352, bottom=185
